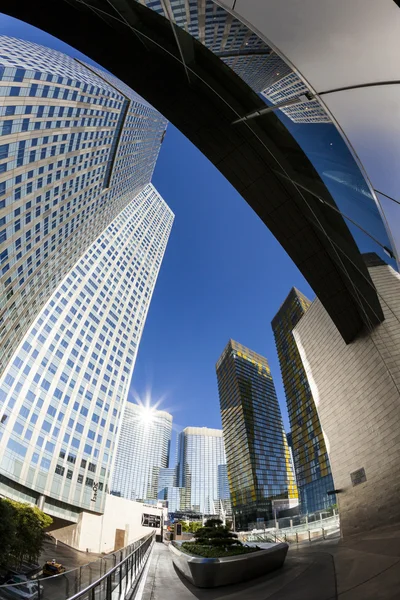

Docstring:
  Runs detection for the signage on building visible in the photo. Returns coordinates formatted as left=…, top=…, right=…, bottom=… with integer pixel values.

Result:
left=350, top=468, right=366, bottom=486
left=142, top=513, right=161, bottom=528
left=91, top=482, right=99, bottom=502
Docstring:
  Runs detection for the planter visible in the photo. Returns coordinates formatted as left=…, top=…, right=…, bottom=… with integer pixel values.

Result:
left=169, top=542, right=289, bottom=588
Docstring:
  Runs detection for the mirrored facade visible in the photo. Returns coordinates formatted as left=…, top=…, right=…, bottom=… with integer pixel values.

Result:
left=111, top=403, right=173, bottom=503
left=135, top=0, right=397, bottom=269
left=177, top=426, right=228, bottom=515
left=216, top=340, right=298, bottom=530
left=272, top=289, right=335, bottom=514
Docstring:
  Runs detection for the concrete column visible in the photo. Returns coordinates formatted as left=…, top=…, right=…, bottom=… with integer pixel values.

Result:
left=37, top=495, right=45, bottom=511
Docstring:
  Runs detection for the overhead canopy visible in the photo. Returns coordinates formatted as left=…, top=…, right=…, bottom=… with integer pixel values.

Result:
left=2, top=0, right=385, bottom=342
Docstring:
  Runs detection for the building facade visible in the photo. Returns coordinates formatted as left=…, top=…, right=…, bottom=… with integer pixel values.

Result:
left=0, top=37, right=172, bottom=519
left=293, top=254, right=400, bottom=536
left=157, top=467, right=175, bottom=501
left=272, top=288, right=335, bottom=514
left=176, top=426, right=228, bottom=515
left=216, top=340, right=298, bottom=530
left=217, top=463, right=232, bottom=518
left=0, top=35, right=167, bottom=377
left=136, top=1, right=328, bottom=122
left=136, top=0, right=285, bottom=92
left=111, top=403, right=173, bottom=503
left=0, top=183, right=173, bottom=517
left=261, top=70, right=330, bottom=124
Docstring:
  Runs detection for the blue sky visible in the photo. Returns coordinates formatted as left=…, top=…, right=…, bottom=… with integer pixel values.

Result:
left=2, top=13, right=390, bottom=462
left=0, top=14, right=314, bottom=439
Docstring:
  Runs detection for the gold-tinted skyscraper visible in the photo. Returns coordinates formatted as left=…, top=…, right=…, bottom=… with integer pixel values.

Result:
left=216, top=340, right=297, bottom=530
left=272, top=288, right=335, bottom=514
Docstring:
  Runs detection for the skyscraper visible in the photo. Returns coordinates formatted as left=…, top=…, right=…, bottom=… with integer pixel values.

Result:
left=0, top=184, right=173, bottom=516
left=176, top=427, right=227, bottom=515
left=261, top=70, right=330, bottom=124
left=216, top=340, right=298, bottom=530
left=272, top=288, right=335, bottom=514
left=111, top=403, right=173, bottom=503
left=0, top=37, right=173, bottom=519
left=157, top=467, right=175, bottom=501
left=292, top=254, right=400, bottom=535
left=217, top=463, right=232, bottom=518
left=135, top=0, right=283, bottom=92
left=136, top=1, right=326, bottom=122
left=0, top=36, right=167, bottom=376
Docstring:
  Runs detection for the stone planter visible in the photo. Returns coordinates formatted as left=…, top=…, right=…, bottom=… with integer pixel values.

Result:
left=169, top=542, right=289, bottom=588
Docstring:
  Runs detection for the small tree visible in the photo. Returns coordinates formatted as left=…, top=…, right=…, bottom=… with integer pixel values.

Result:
left=0, top=499, right=17, bottom=568
left=177, top=520, right=189, bottom=533
left=194, top=518, right=241, bottom=549
left=0, top=498, right=53, bottom=568
left=188, top=521, right=202, bottom=534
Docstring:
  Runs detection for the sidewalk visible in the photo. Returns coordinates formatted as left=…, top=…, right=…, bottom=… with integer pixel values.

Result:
left=140, top=523, right=400, bottom=600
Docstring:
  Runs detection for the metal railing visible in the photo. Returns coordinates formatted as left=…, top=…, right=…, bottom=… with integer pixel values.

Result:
left=0, top=532, right=155, bottom=600
left=239, top=510, right=340, bottom=546
left=66, top=532, right=154, bottom=600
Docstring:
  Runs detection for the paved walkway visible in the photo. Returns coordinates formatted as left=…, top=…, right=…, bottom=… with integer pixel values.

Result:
left=141, top=524, right=400, bottom=600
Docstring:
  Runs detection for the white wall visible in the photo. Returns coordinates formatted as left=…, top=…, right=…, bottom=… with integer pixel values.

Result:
left=52, top=494, right=165, bottom=552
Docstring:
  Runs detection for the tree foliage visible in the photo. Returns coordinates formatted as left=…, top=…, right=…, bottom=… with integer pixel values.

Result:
left=0, top=498, right=53, bottom=569
left=193, top=518, right=241, bottom=548
left=188, top=521, right=202, bottom=534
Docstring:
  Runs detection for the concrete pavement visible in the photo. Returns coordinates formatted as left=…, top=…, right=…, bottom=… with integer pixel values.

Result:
left=141, top=523, right=400, bottom=600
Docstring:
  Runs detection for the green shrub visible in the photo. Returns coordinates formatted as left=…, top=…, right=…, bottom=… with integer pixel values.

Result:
left=179, top=542, right=259, bottom=558
left=193, top=518, right=241, bottom=548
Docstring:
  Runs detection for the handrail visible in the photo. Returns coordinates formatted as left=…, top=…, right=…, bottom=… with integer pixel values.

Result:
left=66, top=531, right=155, bottom=600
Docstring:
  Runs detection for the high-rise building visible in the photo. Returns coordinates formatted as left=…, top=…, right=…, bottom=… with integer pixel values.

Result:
left=0, top=35, right=167, bottom=376
left=111, top=403, right=173, bottom=503
left=217, top=463, right=232, bottom=518
left=135, top=0, right=284, bottom=92
left=272, top=289, right=335, bottom=514
left=292, top=254, right=400, bottom=536
left=0, top=36, right=173, bottom=520
left=0, top=183, right=173, bottom=517
left=176, top=426, right=227, bottom=515
left=216, top=340, right=298, bottom=530
left=261, top=71, right=330, bottom=124
left=157, top=467, right=175, bottom=501
left=136, top=2, right=326, bottom=123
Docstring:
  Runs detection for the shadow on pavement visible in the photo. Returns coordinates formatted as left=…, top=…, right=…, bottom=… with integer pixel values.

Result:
left=171, top=551, right=338, bottom=600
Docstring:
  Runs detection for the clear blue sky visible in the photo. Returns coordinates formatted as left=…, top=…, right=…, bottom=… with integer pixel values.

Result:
left=3, top=13, right=387, bottom=460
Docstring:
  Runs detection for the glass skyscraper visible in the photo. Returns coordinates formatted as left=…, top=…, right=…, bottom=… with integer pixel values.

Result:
left=157, top=467, right=175, bottom=500
left=0, top=37, right=173, bottom=520
left=111, top=403, right=173, bottom=503
left=176, top=426, right=228, bottom=515
left=0, top=36, right=167, bottom=377
left=272, top=288, right=335, bottom=514
left=216, top=340, right=298, bottom=530
left=261, top=70, right=330, bottom=124
left=135, top=0, right=283, bottom=92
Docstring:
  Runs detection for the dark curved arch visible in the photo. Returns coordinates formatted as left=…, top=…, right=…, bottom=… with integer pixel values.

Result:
left=1, top=0, right=384, bottom=342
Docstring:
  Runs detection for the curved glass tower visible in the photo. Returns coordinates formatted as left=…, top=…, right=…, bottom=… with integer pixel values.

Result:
left=272, top=288, right=335, bottom=514
left=176, top=426, right=228, bottom=516
left=111, top=403, right=173, bottom=503
left=216, top=340, right=298, bottom=530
